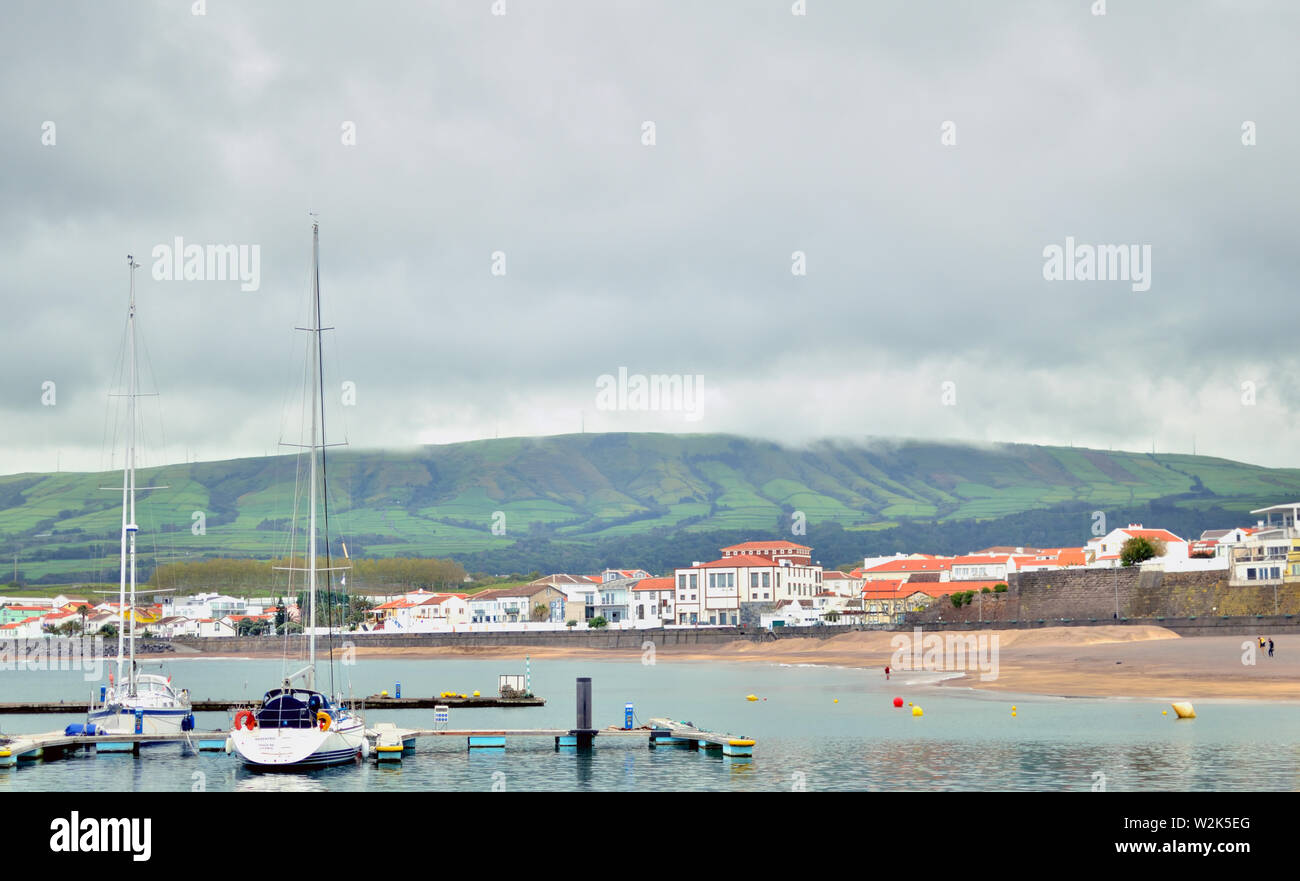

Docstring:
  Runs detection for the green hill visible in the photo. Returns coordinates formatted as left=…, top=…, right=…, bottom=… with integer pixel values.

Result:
left=2, top=433, right=1297, bottom=583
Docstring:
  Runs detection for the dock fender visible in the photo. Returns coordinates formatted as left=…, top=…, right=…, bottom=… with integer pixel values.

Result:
left=359, top=739, right=369, bottom=760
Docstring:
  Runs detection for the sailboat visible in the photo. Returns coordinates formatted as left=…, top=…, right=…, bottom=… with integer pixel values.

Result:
left=88, top=255, right=194, bottom=736
left=228, top=219, right=367, bottom=769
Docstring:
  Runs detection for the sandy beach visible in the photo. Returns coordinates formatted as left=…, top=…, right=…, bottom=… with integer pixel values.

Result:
left=185, top=626, right=1300, bottom=701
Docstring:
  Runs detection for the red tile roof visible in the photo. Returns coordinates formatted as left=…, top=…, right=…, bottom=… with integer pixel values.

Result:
left=864, top=558, right=953, bottom=573
left=1122, top=528, right=1184, bottom=543
left=720, top=541, right=811, bottom=552
left=861, top=579, right=909, bottom=599
left=633, top=577, right=675, bottom=592
left=951, top=554, right=1012, bottom=565
left=686, top=555, right=791, bottom=569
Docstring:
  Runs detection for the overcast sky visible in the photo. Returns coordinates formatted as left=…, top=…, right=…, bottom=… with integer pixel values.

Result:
left=3, top=0, right=1299, bottom=476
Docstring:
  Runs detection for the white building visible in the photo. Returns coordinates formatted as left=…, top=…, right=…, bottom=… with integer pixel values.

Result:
left=821, top=570, right=864, bottom=596
left=630, top=577, right=675, bottom=627
left=1086, top=525, right=1187, bottom=568
left=166, top=593, right=247, bottom=620
left=195, top=618, right=236, bottom=637
left=950, top=554, right=1014, bottom=582
left=674, top=547, right=824, bottom=627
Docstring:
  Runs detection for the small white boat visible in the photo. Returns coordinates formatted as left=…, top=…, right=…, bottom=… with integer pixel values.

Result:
left=90, top=673, right=193, bottom=735
left=229, top=682, right=366, bottom=769
left=88, top=256, right=193, bottom=736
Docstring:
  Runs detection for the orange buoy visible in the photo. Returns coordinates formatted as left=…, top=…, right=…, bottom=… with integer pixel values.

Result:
left=893, top=697, right=904, bottom=708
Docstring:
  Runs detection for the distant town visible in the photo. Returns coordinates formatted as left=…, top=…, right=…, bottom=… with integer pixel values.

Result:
left=4, top=502, right=1298, bottom=639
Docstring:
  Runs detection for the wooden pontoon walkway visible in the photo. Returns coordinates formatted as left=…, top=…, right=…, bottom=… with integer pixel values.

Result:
left=0, top=694, right=544, bottom=714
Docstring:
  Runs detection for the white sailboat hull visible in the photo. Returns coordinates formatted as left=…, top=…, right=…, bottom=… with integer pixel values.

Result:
left=231, top=715, right=366, bottom=769
left=89, top=705, right=190, bottom=736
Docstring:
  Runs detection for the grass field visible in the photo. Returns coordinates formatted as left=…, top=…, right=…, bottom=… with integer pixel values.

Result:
left=3, top=432, right=1298, bottom=583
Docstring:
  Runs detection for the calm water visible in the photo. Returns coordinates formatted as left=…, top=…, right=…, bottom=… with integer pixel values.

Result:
left=1, top=655, right=1297, bottom=791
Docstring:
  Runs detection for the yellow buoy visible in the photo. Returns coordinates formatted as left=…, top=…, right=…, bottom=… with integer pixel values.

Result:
left=473, top=691, right=480, bottom=697
left=833, top=699, right=839, bottom=704
left=1011, top=705, right=1016, bottom=711
left=745, top=694, right=758, bottom=702
left=1162, top=710, right=1168, bottom=716
left=912, top=705, right=923, bottom=717
left=1171, top=701, right=1196, bottom=719
left=381, top=690, right=389, bottom=697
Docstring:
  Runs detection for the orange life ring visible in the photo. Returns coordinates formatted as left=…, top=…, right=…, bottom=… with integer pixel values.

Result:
left=317, top=711, right=331, bottom=731
left=234, top=710, right=256, bottom=731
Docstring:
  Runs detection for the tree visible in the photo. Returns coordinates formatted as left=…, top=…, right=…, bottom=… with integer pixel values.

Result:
left=1120, top=536, right=1165, bottom=567
left=236, top=618, right=270, bottom=637
left=531, top=603, right=550, bottom=622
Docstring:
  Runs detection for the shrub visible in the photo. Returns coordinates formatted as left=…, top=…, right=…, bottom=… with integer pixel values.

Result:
left=994, top=583, right=1008, bottom=593
left=1120, top=536, right=1164, bottom=567
left=588, top=616, right=608, bottom=629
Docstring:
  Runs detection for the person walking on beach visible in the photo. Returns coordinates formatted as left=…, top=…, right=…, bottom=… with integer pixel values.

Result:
left=885, top=665, right=890, bottom=680
left=1268, top=638, right=1274, bottom=658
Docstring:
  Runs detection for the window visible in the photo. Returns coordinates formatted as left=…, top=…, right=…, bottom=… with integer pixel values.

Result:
left=678, top=574, right=686, bottom=590
left=762, top=572, right=770, bottom=588
left=750, top=573, right=759, bottom=588
left=689, top=574, right=697, bottom=589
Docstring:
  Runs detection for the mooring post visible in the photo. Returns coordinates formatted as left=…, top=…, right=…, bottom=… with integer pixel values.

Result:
left=571, top=676, right=595, bottom=750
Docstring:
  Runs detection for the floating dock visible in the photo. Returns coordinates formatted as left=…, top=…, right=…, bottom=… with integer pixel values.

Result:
left=0, top=729, right=231, bottom=765
left=0, top=677, right=754, bottom=770
left=0, top=694, right=543, bottom=714
left=362, top=721, right=754, bottom=758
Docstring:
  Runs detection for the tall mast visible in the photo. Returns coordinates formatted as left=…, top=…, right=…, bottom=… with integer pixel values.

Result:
left=125, top=256, right=141, bottom=694
left=114, top=259, right=132, bottom=688
left=307, top=220, right=320, bottom=689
